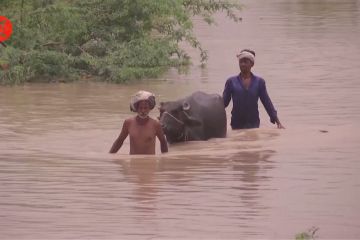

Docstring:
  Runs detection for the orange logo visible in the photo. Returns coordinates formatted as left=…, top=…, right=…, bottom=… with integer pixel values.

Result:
left=0, top=16, right=13, bottom=42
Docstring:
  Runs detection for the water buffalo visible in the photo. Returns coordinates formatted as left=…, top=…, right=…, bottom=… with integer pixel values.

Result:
left=159, top=91, right=227, bottom=143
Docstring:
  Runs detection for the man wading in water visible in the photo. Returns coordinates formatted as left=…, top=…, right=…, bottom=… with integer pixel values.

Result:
left=109, top=91, right=168, bottom=155
left=223, top=49, right=285, bottom=129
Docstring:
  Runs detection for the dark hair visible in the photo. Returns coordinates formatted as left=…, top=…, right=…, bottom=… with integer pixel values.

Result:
left=240, top=49, right=255, bottom=57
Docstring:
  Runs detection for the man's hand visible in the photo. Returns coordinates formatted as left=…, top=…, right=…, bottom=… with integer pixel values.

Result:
left=276, top=121, right=285, bottom=129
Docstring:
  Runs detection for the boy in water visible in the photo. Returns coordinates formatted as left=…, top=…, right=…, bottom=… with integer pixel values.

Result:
left=109, top=91, right=168, bottom=155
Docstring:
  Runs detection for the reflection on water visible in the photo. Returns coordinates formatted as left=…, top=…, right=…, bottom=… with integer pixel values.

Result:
left=279, top=0, right=359, bottom=37
left=280, top=0, right=359, bottom=19
left=1, top=0, right=360, bottom=239
left=231, top=150, right=275, bottom=187
left=110, top=131, right=278, bottom=238
left=115, top=157, right=159, bottom=205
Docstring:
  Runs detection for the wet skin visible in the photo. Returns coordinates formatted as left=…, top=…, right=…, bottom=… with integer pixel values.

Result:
left=110, top=100, right=168, bottom=154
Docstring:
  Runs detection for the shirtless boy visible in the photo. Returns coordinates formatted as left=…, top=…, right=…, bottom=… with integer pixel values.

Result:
left=109, top=91, right=168, bottom=155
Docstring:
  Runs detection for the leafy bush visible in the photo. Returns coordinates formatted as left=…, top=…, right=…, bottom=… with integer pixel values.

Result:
left=0, top=0, right=242, bottom=85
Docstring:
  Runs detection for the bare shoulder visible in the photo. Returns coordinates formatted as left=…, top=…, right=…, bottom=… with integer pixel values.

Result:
left=149, top=117, right=160, bottom=124
left=149, top=117, right=161, bottom=127
left=124, top=117, right=135, bottom=127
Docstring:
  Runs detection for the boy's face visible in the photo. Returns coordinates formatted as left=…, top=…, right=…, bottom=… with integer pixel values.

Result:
left=137, top=100, right=151, bottom=118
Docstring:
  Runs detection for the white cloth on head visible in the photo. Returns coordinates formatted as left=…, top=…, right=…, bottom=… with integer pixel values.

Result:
left=237, top=51, right=255, bottom=63
left=130, top=90, right=156, bottom=112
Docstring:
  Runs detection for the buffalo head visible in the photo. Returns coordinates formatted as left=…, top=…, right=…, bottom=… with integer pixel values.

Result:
left=158, top=100, right=201, bottom=143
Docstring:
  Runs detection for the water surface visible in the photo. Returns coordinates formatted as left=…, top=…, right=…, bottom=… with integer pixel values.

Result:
left=1, top=0, right=360, bottom=239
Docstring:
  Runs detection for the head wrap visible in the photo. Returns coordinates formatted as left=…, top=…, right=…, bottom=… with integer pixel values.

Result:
left=237, top=51, right=255, bottom=63
left=130, top=90, right=156, bottom=112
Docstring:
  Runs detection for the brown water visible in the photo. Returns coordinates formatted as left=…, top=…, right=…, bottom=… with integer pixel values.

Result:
left=1, top=0, right=360, bottom=239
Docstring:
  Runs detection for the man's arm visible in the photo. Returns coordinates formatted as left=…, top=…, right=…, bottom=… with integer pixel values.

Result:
left=259, top=80, right=279, bottom=124
left=155, top=121, right=168, bottom=153
left=275, top=117, right=285, bottom=129
left=222, top=79, right=232, bottom=108
left=109, top=120, right=129, bottom=153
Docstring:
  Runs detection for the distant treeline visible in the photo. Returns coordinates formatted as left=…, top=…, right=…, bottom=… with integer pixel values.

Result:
left=0, top=0, right=241, bottom=85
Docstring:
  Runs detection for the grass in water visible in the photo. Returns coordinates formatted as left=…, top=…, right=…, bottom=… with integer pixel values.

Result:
left=295, top=227, right=319, bottom=240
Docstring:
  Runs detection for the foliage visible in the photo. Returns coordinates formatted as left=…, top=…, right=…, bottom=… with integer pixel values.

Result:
left=295, top=227, right=319, bottom=240
left=0, top=0, right=242, bottom=85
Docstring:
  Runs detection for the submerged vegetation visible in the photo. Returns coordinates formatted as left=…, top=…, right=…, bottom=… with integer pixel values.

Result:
left=295, top=227, right=319, bottom=240
left=0, top=0, right=242, bottom=85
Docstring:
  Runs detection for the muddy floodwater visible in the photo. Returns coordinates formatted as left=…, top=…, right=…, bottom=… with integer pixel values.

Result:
left=1, top=0, right=360, bottom=239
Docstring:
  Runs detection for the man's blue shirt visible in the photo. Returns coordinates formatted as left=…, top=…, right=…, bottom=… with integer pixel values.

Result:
left=222, top=73, right=278, bottom=129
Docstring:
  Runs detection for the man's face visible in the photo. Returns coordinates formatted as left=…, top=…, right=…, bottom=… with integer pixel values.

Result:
left=239, top=58, right=254, bottom=72
left=137, top=100, right=151, bottom=118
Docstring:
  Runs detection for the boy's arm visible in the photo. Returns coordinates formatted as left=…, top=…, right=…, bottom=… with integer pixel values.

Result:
left=109, top=120, right=129, bottom=153
left=155, top=122, right=168, bottom=153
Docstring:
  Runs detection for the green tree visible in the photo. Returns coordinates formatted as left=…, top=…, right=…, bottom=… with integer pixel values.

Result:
left=1, top=0, right=242, bottom=84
